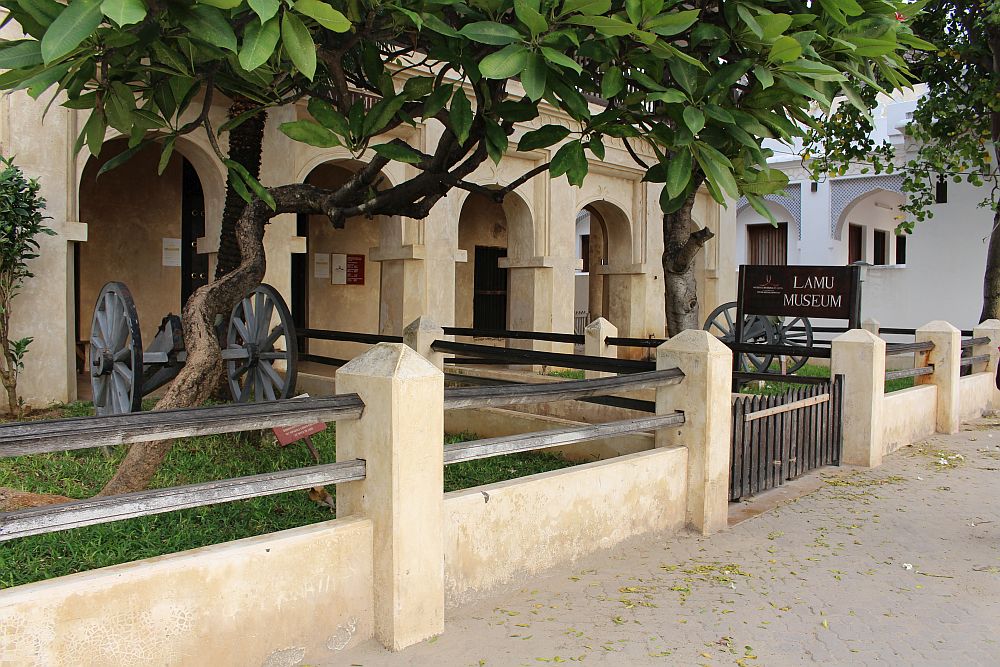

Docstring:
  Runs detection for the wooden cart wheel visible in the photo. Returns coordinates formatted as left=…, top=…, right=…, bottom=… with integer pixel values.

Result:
left=774, top=316, right=813, bottom=374
left=702, top=301, right=776, bottom=373
left=89, top=282, right=143, bottom=416
left=225, top=284, right=298, bottom=403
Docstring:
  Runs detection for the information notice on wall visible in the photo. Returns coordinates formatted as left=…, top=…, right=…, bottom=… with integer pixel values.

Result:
left=330, top=253, right=347, bottom=284
left=313, top=253, right=330, bottom=279
left=739, top=264, right=861, bottom=323
left=346, top=254, right=365, bottom=285
left=162, top=238, right=182, bottom=267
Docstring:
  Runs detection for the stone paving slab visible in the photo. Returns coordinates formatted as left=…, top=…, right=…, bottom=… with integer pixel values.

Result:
left=342, top=418, right=1000, bottom=666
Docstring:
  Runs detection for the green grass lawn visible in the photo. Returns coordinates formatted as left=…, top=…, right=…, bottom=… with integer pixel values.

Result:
left=738, top=363, right=914, bottom=395
left=0, top=404, right=574, bottom=589
left=546, top=368, right=585, bottom=380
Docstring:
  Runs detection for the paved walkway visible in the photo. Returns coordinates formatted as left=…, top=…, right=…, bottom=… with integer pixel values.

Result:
left=345, top=419, right=1000, bottom=666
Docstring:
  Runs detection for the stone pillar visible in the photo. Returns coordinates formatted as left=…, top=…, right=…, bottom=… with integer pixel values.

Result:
left=862, top=318, right=880, bottom=337
left=584, top=317, right=617, bottom=379
left=831, top=329, right=885, bottom=467
left=335, top=343, right=444, bottom=651
left=973, top=319, right=1000, bottom=410
left=916, top=321, right=961, bottom=435
left=503, top=261, right=555, bottom=352
left=655, top=330, right=732, bottom=535
left=403, top=316, right=445, bottom=370
left=371, top=245, right=427, bottom=337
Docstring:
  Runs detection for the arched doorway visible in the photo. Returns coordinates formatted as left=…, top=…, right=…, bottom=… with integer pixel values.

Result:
left=455, top=193, right=509, bottom=330
left=76, top=139, right=208, bottom=371
left=835, top=189, right=906, bottom=266
left=736, top=200, right=798, bottom=266
left=293, top=160, right=387, bottom=361
left=572, top=201, right=633, bottom=334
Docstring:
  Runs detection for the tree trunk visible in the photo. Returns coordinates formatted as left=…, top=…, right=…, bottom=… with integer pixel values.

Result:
left=981, top=209, right=1000, bottom=322
left=215, top=100, right=267, bottom=280
left=98, top=201, right=269, bottom=496
left=662, top=189, right=714, bottom=336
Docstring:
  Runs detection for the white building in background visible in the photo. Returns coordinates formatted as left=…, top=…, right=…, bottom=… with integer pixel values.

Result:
left=735, top=87, right=996, bottom=331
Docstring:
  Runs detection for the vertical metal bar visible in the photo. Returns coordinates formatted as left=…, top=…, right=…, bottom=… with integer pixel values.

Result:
left=752, top=394, right=762, bottom=496
left=833, top=374, right=843, bottom=465
left=742, top=396, right=753, bottom=499
left=730, top=398, right=740, bottom=501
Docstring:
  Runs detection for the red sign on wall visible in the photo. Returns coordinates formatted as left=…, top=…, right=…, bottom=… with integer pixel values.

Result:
left=346, top=254, right=365, bottom=285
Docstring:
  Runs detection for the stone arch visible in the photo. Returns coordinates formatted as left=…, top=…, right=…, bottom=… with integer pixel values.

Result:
left=736, top=199, right=798, bottom=266
left=296, top=158, right=398, bottom=361
left=75, top=138, right=214, bottom=368
left=831, top=176, right=905, bottom=240
left=832, top=186, right=906, bottom=265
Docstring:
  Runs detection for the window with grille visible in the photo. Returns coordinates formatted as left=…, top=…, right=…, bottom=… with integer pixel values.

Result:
left=747, top=223, right=787, bottom=265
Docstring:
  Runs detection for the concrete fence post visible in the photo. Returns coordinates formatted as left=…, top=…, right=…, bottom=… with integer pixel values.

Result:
left=973, top=319, right=1000, bottom=410
left=916, top=321, right=961, bottom=435
left=831, top=329, right=885, bottom=467
left=403, top=316, right=445, bottom=370
left=584, top=317, right=618, bottom=379
left=654, top=329, right=732, bottom=536
left=862, top=318, right=881, bottom=337
left=335, top=343, right=444, bottom=651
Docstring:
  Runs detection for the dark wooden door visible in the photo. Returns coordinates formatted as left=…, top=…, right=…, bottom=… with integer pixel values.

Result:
left=747, top=222, right=787, bottom=265
left=848, top=224, right=863, bottom=264
left=292, top=213, right=308, bottom=352
left=181, top=160, right=208, bottom=305
left=473, top=246, right=508, bottom=330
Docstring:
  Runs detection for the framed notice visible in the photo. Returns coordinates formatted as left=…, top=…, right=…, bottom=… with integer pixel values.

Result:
left=346, top=254, right=365, bottom=285
left=162, top=238, right=182, bottom=267
left=331, top=253, right=347, bottom=285
left=313, top=253, right=330, bottom=279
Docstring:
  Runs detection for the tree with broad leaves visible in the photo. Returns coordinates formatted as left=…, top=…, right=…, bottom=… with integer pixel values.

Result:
left=0, top=0, right=918, bottom=506
left=802, top=0, right=999, bottom=323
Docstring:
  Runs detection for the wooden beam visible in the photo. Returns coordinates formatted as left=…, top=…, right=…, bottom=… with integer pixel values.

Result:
left=443, top=368, right=683, bottom=410
left=443, top=412, right=685, bottom=464
left=745, top=394, right=830, bottom=422
left=0, top=395, right=365, bottom=458
left=0, top=460, right=366, bottom=541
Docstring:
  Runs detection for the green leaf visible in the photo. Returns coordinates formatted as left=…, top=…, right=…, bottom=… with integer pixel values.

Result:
left=644, top=9, right=698, bottom=37
left=422, top=83, right=453, bottom=119
left=450, top=88, right=472, bottom=145
left=248, top=0, right=280, bottom=22
left=647, top=89, right=686, bottom=104
left=896, top=32, right=937, bottom=51
left=694, top=142, right=738, bottom=200
left=239, top=17, right=279, bottom=71
left=736, top=4, right=763, bottom=39
left=565, top=15, right=634, bottom=36
left=371, top=142, right=423, bottom=164
left=294, top=0, right=351, bottom=32
left=403, top=76, right=435, bottom=99
left=459, top=21, right=522, bottom=45
left=362, top=94, right=406, bottom=136
left=307, top=97, right=348, bottom=135
left=768, top=35, right=801, bottom=63
left=225, top=159, right=276, bottom=209
left=753, top=65, right=774, bottom=89
left=601, top=65, right=624, bottom=99
left=518, top=124, right=570, bottom=152
left=101, top=0, right=145, bottom=27
left=704, top=103, right=734, bottom=124
left=181, top=6, right=238, bottom=53
left=282, top=11, right=316, bottom=79
left=104, top=81, right=136, bottom=133
left=422, top=13, right=460, bottom=37
left=666, top=149, right=691, bottom=198
left=41, top=0, right=103, bottom=64
left=0, top=41, right=43, bottom=69
left=479, top=44, right=529, bottom=79
left=484, top=118, right=508, bottom=164
left=96, top=141, right=149, bottom=177
left=157, top=135, right=176, bottom=175
left=539, top=46, right=582, bottom=74
left=550, top=140, right=587, bottom=186
left=201, top=0, right=242, bottom=8
left=756, top=13, right=792, bottom=41
left=559, top=0, right=611, bottom=17
left=682, top=106, right=704, bottom=135
left=521, top=53, right=547, bottom=101
left=279, top=119, right=340, bottom=147
left=515, top=0, right=547, bottom=37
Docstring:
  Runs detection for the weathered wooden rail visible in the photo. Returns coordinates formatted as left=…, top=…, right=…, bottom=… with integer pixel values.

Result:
left=432, top=339, right=655, bottom=373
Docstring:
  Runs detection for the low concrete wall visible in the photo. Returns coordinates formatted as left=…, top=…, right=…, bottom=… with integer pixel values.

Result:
left=0, top=517, right=375, bottom=666
left=443, top=447, right=688, bottom=607
left=445, top=407, right=654, bottom=461
left=960, top=372, right=993, bottom=421
left=882, top=385, right=937, bottom=456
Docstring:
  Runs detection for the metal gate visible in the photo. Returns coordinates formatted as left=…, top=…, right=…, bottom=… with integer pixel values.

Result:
left=729, top=375, right=843, bottom=501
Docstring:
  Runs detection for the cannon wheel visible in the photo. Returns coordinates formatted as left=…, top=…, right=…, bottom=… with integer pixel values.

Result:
left=226, top=284, right=297, bottom=403
left=90, top=282, right=143, bottom=416
left=702, top=301, right=775, bottom=373
left=774, top=316, right=814, bottom=373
